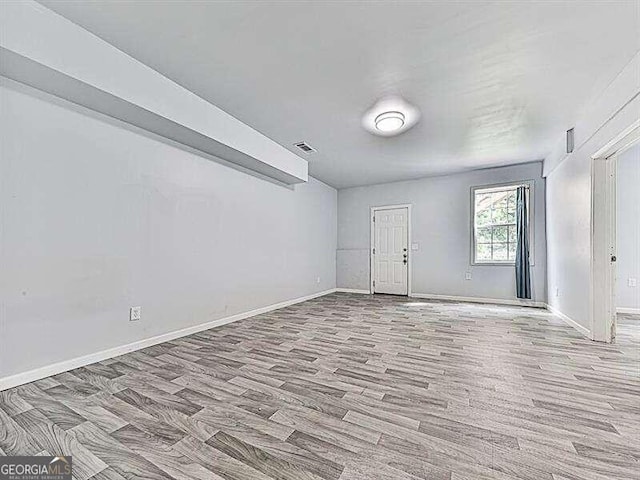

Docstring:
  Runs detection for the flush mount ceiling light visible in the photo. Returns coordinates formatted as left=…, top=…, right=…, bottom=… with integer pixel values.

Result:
left=375, top=111, right=405, bottom=132
left=363, top=95, right=420, bottom=137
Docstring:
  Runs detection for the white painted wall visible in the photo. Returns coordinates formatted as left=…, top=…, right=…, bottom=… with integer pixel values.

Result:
left=545, top=52, right=640, bottom=332
left=337, top=162, right=547, bottom=303
left=617, top=143, right=640, bottom=311
left=0, top=81, right=337, bottom=379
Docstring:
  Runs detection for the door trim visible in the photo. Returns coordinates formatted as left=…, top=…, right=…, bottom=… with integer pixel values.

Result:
left=370, top=204, right=412, bottom=296
left=590, top=119, right=640, bottom=342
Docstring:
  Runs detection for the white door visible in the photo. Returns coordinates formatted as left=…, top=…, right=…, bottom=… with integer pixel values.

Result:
left=373, top=207, right=408, bottom=295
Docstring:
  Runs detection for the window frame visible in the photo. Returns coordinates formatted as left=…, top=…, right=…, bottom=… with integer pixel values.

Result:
left=470, top=180, right=535, bottom=266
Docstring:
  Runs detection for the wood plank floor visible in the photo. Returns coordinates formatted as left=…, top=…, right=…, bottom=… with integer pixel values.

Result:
left=1, top=293, right=639, bottom=480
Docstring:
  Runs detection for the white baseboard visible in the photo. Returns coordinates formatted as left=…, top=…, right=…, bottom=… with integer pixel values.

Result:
left=410, top=292, right=546, bottom=308
left=0, top=288, right=337, bottom=392
left=545, top=304, right=592, bottom=338
left=617, top=307, right=640, bottom=315
left=335, top=288, right=371, bottom=294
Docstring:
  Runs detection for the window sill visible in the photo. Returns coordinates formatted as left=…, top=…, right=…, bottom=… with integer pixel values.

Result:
left=471, top=261, right=535, bottom=267
left=472, top=262, right=514, bottom=267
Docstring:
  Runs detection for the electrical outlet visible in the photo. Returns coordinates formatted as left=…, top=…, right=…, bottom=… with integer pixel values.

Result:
left=411, top=243, right=419, bottom=251
left=465, top=272, right=472, bottom=280
left=130, top=306, right=141, bottom=321
left=629, top=278, right=637, bottom=287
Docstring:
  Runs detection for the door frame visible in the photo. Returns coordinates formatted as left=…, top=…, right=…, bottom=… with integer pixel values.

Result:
left=370, top=204, right=413, bottom=296
left=590, top=119, right=640, bottom=342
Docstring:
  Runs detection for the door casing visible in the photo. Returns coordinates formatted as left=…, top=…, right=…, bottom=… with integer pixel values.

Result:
left=370, top=204, right=412, bottom=296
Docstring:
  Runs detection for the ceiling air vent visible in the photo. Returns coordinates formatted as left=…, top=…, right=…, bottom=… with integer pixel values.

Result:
left=294, top=141, right=316, bottom=154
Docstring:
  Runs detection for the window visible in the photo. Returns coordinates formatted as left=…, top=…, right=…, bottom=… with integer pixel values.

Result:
left=471, top=182, right=532, bottom=265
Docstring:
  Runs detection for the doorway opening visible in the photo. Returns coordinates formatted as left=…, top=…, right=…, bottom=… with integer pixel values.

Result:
left=591, top=120, right=640, bottom=342
left=614, top=141, right=640, bottom=345
left=370, top=204, right=412, bottom=296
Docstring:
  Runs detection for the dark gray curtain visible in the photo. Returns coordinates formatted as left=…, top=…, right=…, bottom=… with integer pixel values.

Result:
left=515, top=186, right=531, bottom=299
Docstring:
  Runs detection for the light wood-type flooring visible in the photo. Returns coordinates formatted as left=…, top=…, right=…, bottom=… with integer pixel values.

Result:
left=1, top=293, right=639, bottom=479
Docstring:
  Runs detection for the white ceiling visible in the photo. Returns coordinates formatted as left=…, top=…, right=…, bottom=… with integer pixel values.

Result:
left=39, top=1, right=640, bottom=188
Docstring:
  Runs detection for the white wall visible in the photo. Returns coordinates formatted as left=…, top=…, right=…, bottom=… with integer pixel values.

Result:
left=617, top=143, right=640, bottom=311
left=0, top=81, right=337, bottom=379
left=545, top=52, right=640, bottom=331
left=337, top=162, right=547, bottom=303
left=545, top=153, right=592, bottom=329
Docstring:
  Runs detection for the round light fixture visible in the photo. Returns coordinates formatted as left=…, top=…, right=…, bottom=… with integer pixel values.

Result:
left=362, top=96, right=420, bottom=136
left=374, top=111, right=405, bottom=132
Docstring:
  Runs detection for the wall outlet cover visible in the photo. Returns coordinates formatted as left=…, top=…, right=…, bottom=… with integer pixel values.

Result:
left=629, top=278, right=637, bottom=287
left=411, top=243, right=419, bottom=251
left=465, top=272, right=472, bottom=280
left=130, top=306, right=141, bottom=321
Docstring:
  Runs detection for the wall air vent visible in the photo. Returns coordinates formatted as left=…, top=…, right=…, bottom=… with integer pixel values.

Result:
left=294, top=142, right=317, bottom=154
left=566, top=128, right=575, bottom=153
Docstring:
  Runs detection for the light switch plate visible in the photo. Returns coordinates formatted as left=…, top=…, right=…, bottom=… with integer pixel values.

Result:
left=411, top=243, right=419, bottom=251
left=465, top=272, right=472, bottom=280
left=130, top=306, right=141, bottom=321
left=629, top=278, right=637, bottom=287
